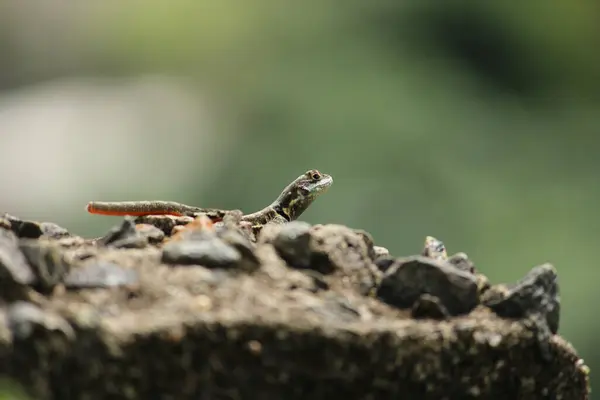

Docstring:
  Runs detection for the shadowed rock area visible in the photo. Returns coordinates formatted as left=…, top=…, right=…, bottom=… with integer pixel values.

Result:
left=0, top=213, right=591, bottom=399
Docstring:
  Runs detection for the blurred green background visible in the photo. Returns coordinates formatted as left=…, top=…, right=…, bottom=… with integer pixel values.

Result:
left=0, top=0, right=597, bottom=395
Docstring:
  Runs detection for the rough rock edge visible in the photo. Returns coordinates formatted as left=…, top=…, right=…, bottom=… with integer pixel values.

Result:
left=0, top=216, right=591, bottom=400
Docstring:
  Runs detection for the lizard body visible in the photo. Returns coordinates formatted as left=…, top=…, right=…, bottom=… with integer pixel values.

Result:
left=87, top=169, right=333, bottom=228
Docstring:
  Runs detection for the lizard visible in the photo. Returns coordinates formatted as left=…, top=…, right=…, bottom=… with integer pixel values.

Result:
left=86, top=169, right=333, bottom=229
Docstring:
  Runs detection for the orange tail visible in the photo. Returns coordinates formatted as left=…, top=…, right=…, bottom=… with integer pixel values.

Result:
left=86, top=202, right=184, bottom=217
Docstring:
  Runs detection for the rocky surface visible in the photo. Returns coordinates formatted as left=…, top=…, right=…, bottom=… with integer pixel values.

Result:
left=0, top=212, right=591, bottom=399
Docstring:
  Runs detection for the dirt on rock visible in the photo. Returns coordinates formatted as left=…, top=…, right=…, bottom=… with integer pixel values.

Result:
left=0, top=213, right=591, bottom=400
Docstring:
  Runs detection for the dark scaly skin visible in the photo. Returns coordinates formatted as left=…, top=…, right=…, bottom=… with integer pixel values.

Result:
left=87, top=169, right=333, bottom=228
left=241, top=169, right=333, bottom=227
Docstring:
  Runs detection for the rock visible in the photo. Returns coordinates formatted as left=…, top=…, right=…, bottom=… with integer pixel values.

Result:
left=421, top=237, right=477, bottom=276
left=217, top=228, right=260, bottom=269
left=475, top=273, right=491, bottom=296
left=39, top=222, right=71, bottom=239
left=219, top=209, right=244, bottom=226
left=354, top=229, right=377, bottom=260
left=377, top=256, right=479, bottom=315
left=311, top=224, right=378, bottom=268
left=97, top=217, right=148, bottom=248
left=2, top=214, right=70, bottom=239
left=447, top=252, right=476, bottom=274
left=300, top=269, right=330, bottom=292
left=19, top=239, right=73, bottom=291
left=56, top=236, right=87, bottom=248
left=170, top=214, right=216, bottom=240
left=373, top=246, right=390, bottom=258
left=134, top=224, right=165, bottom=244
left=446, top=252, right=490, bottom=296
left=374, top=256, right=395, bottom=272
left=0, top=230, right=36, bottom=285
left=5, top=301, right=75, bottom=397
left=411, top=294, right=450, bottom=320
left=0, top=230, right=36, bottom=299
left=270, top=221, right=313, bottom=269
left=0, top=217, right=11, bottom=230
left=309, top=293, right=363, bottom=323
left=190, top=209, right=233, bottom=223
left=214, top=211, right=251, bottom=243
left=482, top=263, right=560, bottom=361
left=0, top=213, right=588, bottom=400
left=421, top=236, right=447, bottom=261
left=483, top=264, right=560, bottom=334
left=310, top=225, right=381, bottom=295
left=134, top=210, right=235, bottom=237
left=63, top=262, right=139, bottom=289
left=161, top=237, right=241, bottom=269
left=134, top=215, right=195, bottom=236
left=163, top=215, right=259, bottom=271
left=263, top=224, right=380, bottom=296
left=7, top=301, right=74, bottom=340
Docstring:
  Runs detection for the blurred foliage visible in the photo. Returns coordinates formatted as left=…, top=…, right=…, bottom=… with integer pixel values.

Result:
left=0, top=379, right=29, bottom=399
left=0, top=0, right=598, bottom=394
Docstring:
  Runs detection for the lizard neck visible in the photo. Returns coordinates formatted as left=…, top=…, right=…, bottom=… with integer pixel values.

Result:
left=241, top=170, right=332, bottom=226
left=240, top=207, right=285, bottom=225
left=241, top=184, right=310, bottom=225
left=269, top=183, right=312, bottom=222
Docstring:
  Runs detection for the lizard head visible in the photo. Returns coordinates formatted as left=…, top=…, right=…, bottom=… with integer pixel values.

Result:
left=295, top=169, right=333, bottom=198
left=273, top=169, right=333, bottom=221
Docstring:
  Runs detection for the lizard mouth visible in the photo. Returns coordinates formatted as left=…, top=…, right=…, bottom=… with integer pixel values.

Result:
left=312, top=174, right=333, bottom=194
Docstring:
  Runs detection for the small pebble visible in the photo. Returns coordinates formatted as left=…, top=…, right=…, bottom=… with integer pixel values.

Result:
left=374, top=256, right=395, bottom=272
left=448, top=252, right=476, bottom=274
left=373, top=246, right=390, bottom=258
left=377, top=255, right=479, bottom=316
left=2, top=214, right=70, bottom=239
left=39, top=222, right=71, bottom=239
left=0, top=229, right=36, bottom=286
left=135, top=215, right=194, bottom=236
left=217, top=229, right=260, bottom=268
left=0, top=217, right=11, bottom=230
left=271, top=221, right=313, bottom=269
left=98, top=217, right=148, bottom=249
left=64, top=261, right=139, bottom=289
left=135, top=223, right=165, bottom=244
left=7, top=301, right=74, bottom=340
left=19, top=239, right=72, bottom=291
left=162, top=238, right=241, bottom=269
